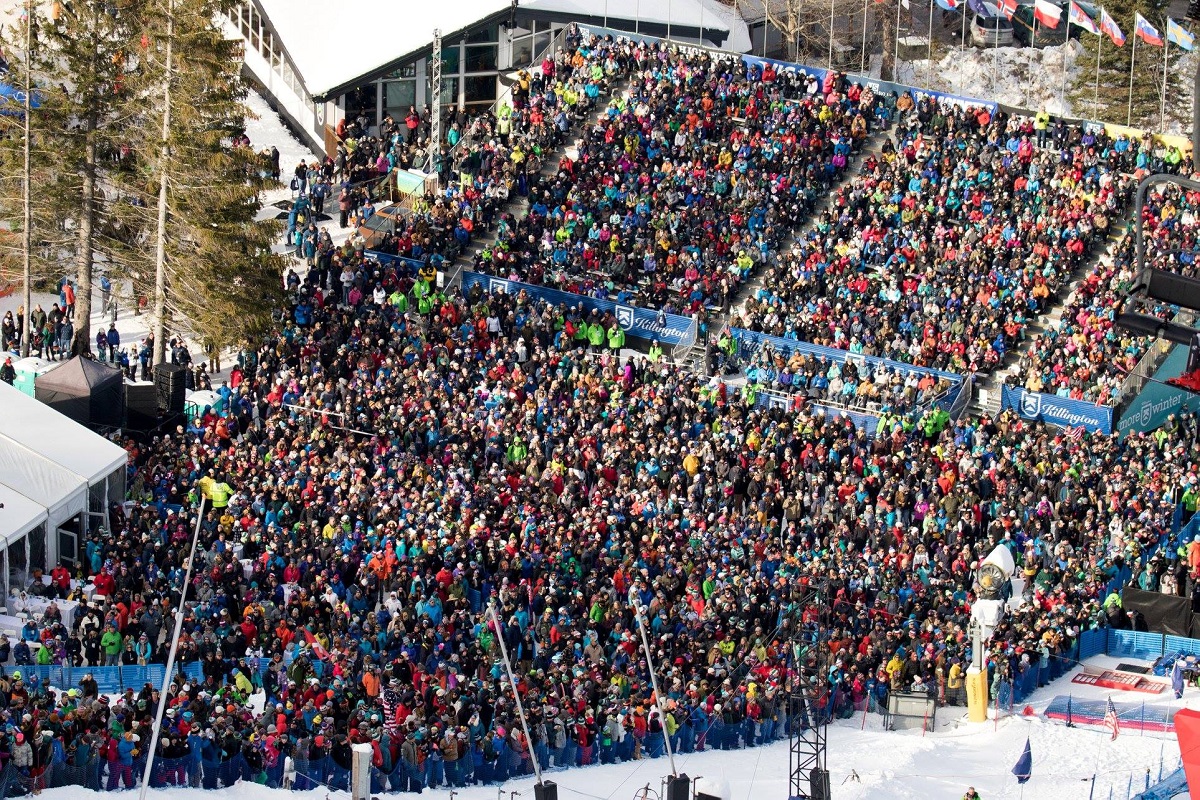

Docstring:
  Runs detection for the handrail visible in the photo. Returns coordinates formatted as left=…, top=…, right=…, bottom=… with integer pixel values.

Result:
left=442, top=25, right=570, bottom=182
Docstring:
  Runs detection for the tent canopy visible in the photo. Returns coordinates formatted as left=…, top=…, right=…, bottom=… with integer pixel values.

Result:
left=0, top=483, right=48, bottom=548
left=33, top=356, right=125, bottom=430
left=0, top=379, right=126, bottom=486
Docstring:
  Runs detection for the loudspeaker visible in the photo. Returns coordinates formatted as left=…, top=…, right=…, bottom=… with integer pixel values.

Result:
left=124, top=382, right=158, bottom=430
left=532, top=781, right=558, bottom=800
left=809, top=768, right=830, bottom=800
left=155, top=363, right=186, bottom=413
left=667, top=774, right=691, bottom=800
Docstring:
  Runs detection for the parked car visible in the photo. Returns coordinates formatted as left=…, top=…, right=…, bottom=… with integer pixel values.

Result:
left=1011, top=0, right=1097, bottom=47
left=969, top=2, right=1015, bottom=47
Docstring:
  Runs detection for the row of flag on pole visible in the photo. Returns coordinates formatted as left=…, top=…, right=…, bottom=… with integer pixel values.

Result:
left=942, top=0, right=1198, bottom=52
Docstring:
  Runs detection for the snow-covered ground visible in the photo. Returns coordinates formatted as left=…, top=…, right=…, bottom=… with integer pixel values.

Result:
left=898, top=40, right=1083, bottom=117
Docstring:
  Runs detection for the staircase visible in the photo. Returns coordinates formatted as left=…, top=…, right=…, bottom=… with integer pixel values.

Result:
left=444, top=78, right=636, bottom=292
left=966, top=217, right=1131, bottom=417
left=725, top=134, right=888, bottom=323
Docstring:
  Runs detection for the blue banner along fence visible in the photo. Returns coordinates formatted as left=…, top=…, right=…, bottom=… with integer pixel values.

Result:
left=461, top=271, right=698, bottom=346
left=1000, top=384, right=1114, bottom=434
left=365, top=249, right=425, bottom=276
left=730, top=328, right=964, bottom=385
left=754, top=387, right=882, bottom=436
left=15, top=662, right=204, bottom=694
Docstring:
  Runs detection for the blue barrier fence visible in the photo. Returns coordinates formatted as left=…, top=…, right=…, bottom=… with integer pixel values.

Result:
left=1000, top=384, right=1114, bottom=434
left=1044, top=695, right=1178, bottom=731
left=365, top=250, right=425, bottom=275
left=1132, top=767, right=1187, bottom=800
left=13, top=663, right=204, bottom=694
left=754, top=387, right=881, bottom=436
left=731, top=327, right=963, bottom=385
left=461, top=271, right=698, bottom=346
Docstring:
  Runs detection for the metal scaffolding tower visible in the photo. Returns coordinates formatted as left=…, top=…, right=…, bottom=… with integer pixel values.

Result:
left=788, top=582, right=830, bottom=800
left=428, top=28, right=442, bottom=178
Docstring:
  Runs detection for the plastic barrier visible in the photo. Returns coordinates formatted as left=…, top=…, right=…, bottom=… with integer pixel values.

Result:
left=11, top=662, right=204, bottom=694
left=1000, top=384, right=1114, bottom=434
left=1044, top=695, right=1178, bottom=732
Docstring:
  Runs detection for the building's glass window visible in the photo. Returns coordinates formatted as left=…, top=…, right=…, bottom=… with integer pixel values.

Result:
left=463, top=74, right=497, bottom=105
left=464, top=44, right=498, bottom=72
left=438, top=46, right=460, bottom=74
left=384, top=80, right=416, bottom=114
left=467, top=24, right=498, bottom=44
left=344, top=83, right=378, bottom=124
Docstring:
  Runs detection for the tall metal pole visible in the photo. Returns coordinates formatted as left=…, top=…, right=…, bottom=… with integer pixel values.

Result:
left=429, top=29, right=443, bottom=182
left=1094, top=27, right=1102, bottom=114
left=152, top=0, right=173, bottom=368
left=487, top=602, right=543, bottom=784
left=828, top=0, right=836, bottom=69
left=1161, top=39, right=1170, bottom=132
left=926, top=0, right=934, bottom=88
left=894, top=0, right=903, bottom=82
left=137, top=496, right=205, bottom=800
left=20, top=0, right=32, bottom=359
left=1128, top=33, right=1139, bottom=127
left=860, top=0, right=869, bottom=75
left=632, top=603, right=678, bottom=777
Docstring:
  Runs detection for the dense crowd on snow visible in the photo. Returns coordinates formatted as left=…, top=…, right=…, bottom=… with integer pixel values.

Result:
left=3, top=25, right=1200, bottom=798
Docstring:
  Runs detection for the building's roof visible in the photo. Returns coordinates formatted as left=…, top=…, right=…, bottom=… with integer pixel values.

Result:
left=258, top=0, right=514, bottom=99
left=257, top=0, right=746, bottom=99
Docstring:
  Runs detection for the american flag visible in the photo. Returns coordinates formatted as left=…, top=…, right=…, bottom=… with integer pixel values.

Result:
left=1065, top=425, right=1085, bottom=440
left=1103, top=698, right=1121, bottom=740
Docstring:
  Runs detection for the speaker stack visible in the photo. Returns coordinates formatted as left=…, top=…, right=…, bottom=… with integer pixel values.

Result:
left=154, top=363, right=187, bottom=413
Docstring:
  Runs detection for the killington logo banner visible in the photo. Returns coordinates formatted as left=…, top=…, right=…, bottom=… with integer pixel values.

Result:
left=460, top=272, right=697, bottom=346
left=1000, top=385, right=1114, bottom=434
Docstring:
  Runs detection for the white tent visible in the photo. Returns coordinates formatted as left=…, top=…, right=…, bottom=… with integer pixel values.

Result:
left=0, top=380, right=127, bottom=569
left=0, top=484, right=48, bottom=547
left=0, top=378, right=126, bottom=488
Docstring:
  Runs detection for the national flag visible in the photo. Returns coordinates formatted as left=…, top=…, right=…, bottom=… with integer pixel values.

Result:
left=1034, top=0, right=1062, bottom=28
left=1069, top=1, right=1100, bottom=35
left=1100, top=8, right=1126, bottom=46
left=1168, top=18, right=1196, bottom=51
left=936, top=0, right=959, bottom=10
left=1136, top=13, right=1164, bottom=46
left=1066, top=425, right=1085, bottom=439
left=1104, top=698, right=1122, bottom=740
left=998, top=0, right=1019, bottom=20
left=1012, top=737, right=1033, bottom=784
left=1173, top=659, right=1186, bottom=699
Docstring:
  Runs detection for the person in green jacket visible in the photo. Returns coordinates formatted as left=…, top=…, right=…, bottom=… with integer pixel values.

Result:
left=647, top=340, right=663, bottom=363
left=607, top=323, right=625, bottom=351
left=101, top=624, right=122, bottom=666
left=588, top=321, right=605, bottom=351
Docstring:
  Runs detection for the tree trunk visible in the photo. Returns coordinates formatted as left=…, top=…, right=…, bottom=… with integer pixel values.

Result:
left=152, top=0, right=173, bottom=369
left=72, top=110, right=96, bottom=356
left=881, top=0, right=897, bottom=82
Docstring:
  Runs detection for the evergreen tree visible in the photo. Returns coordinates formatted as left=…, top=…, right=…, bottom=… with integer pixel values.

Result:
left=126, top=0, right=284, bottom=363
left=1070, top=0, right=1175, bottom=129
left=0, top=1, right=145, bottom=355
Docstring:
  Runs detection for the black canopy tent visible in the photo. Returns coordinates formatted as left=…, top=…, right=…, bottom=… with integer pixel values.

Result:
left=34, top=356, right=125, bottom=429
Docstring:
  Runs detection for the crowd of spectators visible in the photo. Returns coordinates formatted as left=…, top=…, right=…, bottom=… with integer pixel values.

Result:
left=1014, top=181, right=1200, bottom=404
left=739, top=99, right=1134, bottom=376
left=470, top=49, right=877, bottom=313
left=5, top=25, right=1200, bottom=799
left=3, top=226, right=1198, bottom=791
